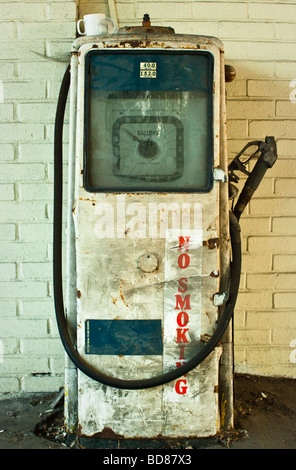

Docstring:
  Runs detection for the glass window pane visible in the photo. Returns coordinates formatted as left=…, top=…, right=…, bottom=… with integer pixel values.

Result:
left=84, top=51, right=213, bottom=192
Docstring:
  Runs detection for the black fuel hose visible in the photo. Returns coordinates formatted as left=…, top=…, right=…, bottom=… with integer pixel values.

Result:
left=53, top=65, right=242, bottom=389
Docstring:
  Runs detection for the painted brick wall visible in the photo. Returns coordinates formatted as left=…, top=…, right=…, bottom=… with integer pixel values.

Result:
left=0, top=0, right=295, bottom=394
left=0, top=0, right=77, bottom=393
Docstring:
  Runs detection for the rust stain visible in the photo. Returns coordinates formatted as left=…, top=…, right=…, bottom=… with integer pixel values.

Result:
left=203, top=237, right=219, bottom=250
left=77, top=425, right=124, bottom=439
left=210, top=270, right=219, bottom=278
left=76, top=289, right=81, bottom=299
left=201, top=333, right=211, bottom=343
left=220, top=393, right=227, bottom=428
left=111, top=296, right=118, bottom=305
left=119, top=40, right=145, bottom=48
left=90, top=427, right=124, bottom=439
left=119, top=285, right=129, bottom=308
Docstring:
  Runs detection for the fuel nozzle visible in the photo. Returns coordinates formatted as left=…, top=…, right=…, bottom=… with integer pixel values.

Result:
left=229, top=136, right=277, bottom=220
left=142, top=14, right=151, bottom=27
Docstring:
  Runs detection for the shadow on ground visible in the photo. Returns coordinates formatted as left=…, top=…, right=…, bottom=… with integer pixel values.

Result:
left=0, top=373, right=295, bottom=449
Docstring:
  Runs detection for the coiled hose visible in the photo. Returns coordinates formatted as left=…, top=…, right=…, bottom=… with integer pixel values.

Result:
left=53, top=65, right=242, bottom=389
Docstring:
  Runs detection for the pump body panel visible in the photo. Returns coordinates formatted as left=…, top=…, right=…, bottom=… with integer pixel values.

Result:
left=66, top=31, right=231, bottom=439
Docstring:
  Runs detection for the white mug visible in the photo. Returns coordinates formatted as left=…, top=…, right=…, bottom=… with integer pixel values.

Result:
left=77, top=14, right=115, bottom=36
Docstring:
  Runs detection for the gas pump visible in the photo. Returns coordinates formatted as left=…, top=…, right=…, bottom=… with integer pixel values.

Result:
left=53, top=15, right=277, bottom=442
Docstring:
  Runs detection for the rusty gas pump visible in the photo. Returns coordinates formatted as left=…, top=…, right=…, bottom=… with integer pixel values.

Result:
left=53, top=15, right=277, bottom=443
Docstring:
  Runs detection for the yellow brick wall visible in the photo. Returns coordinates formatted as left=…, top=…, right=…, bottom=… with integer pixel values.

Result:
left=75, top=0, right=296, bottom=379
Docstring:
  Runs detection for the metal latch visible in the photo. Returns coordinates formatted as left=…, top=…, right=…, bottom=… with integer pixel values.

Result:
left=213, top=168, right=227, bottom=183
left=213, top=292, right=228, bottom=306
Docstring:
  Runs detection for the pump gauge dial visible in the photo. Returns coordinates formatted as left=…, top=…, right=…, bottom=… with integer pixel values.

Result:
left=112, top=115, right=184, bottom=182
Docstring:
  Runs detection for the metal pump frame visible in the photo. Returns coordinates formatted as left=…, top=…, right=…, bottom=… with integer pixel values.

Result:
left=53, top=62, right=277, bottom=390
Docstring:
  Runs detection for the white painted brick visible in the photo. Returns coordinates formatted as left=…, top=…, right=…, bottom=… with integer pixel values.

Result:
left=276, top=100, right=296, bottom=118
left=249, top=198, right=296, bottom=216
left=1, top=3, right=46, bottom=20
left=0, top=378, right=20, bottom=393
left=274, top=179, right=296, bottom=197
left=220, top=22, right=275, bottom=41
left=20, top=223, right=52, bottom=241
left=18, top=21, right=75, bottom=40
left=226, top=80, right=247, bottom=97
left=0, top=300, right=16, bottom=316
left=229, top=60, right=275, bottom=80
left=0, top=144, right=15, bottom=161
left=46, top=40, right=73, bottom=61
left=247, top=273, right=296, bottom=291
left=0, top=124, right=45, bottom=142
left=273, top=255, right=296, bottom=272
left=23, top=375, right=64, bottom=393
left=276, top=62, right=296, bottom=79
left=0, top=281, right=48, bottom=299
left=0, top=164, right=45, bottom=182
left=0, top=63, right=15, bottom=80
left=0, top=263, right=16, bottom=281
left=165, top=21, right=219, bottom=37
left=223, top=40, right=249, bottom=60
left=19, top=143, right=54, bottom=162
left=0, top=337, right=19, bottom=355
left=20, top=183, right=52, bottom=201
left=18, top=103, right=57, bottom=122
left=276, top=23, right=296, bottom=42
left=226, top=99, right=275, bottom=119
left=276, top=140, right=296, bottom=159
left=3, top=82, right=46, bottom=101
left=19, top=61, right=68, bottom=81
left=0, top=356, right=50, bottom=375
left=21, top=338, right=63, bottom=355
left=194, top=2, right=248, bottom=20
left=0, top=41, right=47, bottom=61
left=249, top=3, right=296, bottom=22
left=0, top=22, right=16, bottom=40
left=0, top=242, right=47, bottom=262
left=242, top=253, right=272, bottom=273
left=0, top=104, right=14, bottom=122
left=21, top=262, right=51, bottom=280
left=274, top=293, right=296, bottom=310
left=248, top=42, right=296, bottom=62
left=46, top=80, right=69, bottom=100
left=0, top=184, right=15, bottom=200
left=136, top=2, right=192, bottom=19
left=235, top=329, right=270, bottom=346
left=0, top=224, right=16, bottom=241
left=272, top=216, right=296, bottom=235
left=79, top=0, right=109, bottom=18
left=247, top=80, right=291, bottom=99
left=0, top=318, right=48, bottom=337
left=265, top=158, right=296, bottom=178
left=249, top=120, right=296, bottom=139
left=226, top=119, right=248, bottom=138
left=248, top=236, right=296, bottom=254
left=235, top=291, right=272, bottom=310
left=20, top=300, right=54, bottom=319
left=47, top=2, right=77, bottom=20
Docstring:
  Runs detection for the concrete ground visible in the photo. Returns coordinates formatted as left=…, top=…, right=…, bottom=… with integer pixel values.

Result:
left=0, top=373, right=295, bottom=450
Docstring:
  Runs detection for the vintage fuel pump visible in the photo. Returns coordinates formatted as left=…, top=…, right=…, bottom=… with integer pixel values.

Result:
left=53, top=15, right=277, bottom=442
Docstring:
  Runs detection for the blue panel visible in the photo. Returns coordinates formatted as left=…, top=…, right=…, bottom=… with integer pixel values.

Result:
left=85, top=319, right=163, bottom=356
left=87, top=51, right=212, bottom=93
